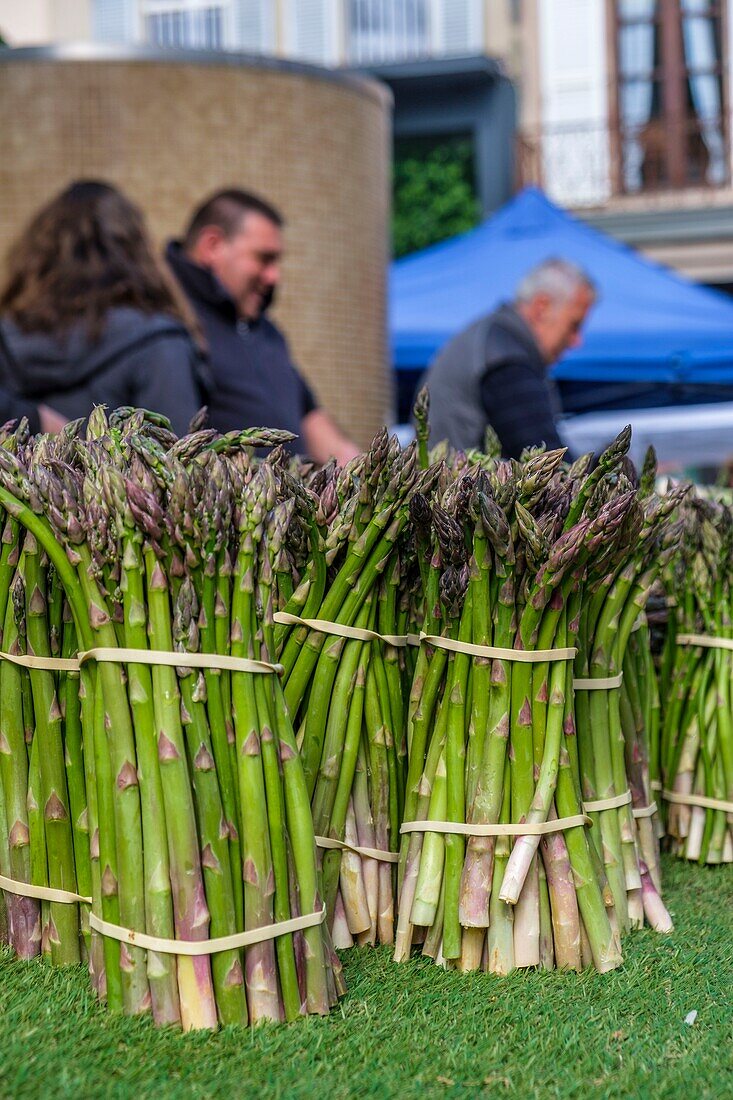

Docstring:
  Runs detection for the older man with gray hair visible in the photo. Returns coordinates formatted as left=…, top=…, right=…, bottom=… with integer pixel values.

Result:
left=422, top=258, right=597, bottom=457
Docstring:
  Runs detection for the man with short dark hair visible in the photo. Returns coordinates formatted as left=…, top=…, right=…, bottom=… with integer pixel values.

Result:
left=167, top=189, right=359, bottom=464
left=422, top=258, right=597, bottom=458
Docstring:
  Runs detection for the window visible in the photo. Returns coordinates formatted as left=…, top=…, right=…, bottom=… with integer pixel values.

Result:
left=283, top=0, right=336, bottom=64
left=143, top=2, right=226, bottom=49
left=614, top=0, right=727, bottom=192
left=347, top=0, right=430, bottom=62
left=93, top=0, right=135, bottom=42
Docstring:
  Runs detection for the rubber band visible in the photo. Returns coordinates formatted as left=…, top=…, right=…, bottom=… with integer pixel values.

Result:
left=79, top=648, right=282, bottom=676
left=315, top=835, right=399, bottom=863
left=88, top=905, right=327, bottom=956
left=0, top=873, right=91, bottom=906
left=0, top=650, right=80, bottom=672
left=400, top=813, right=591, bottom=838
left=273, top=611, right=417, bottom=648
left=651, top=780, right=662, bottom=792
left=417, top=633, right=577, bottom=664
left=0, top=647, right=283, bottom=675
left=676, top=633, right=733, bottom=653
left=0, top=873, right=327, bottom=952
left=573, top=673, right=624, bottom=690
left=662, top=789, right=733, bottom=814
left=633, top=802, right=658, bottom=819
left=583, top=790, right=632, bottom=813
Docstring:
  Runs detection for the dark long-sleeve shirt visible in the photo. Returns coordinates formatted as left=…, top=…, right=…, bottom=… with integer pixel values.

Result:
left=480, top=358, right=566, bottom=459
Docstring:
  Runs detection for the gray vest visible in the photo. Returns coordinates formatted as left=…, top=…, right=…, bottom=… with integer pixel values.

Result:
left=421, top=304, right=547, bottom=451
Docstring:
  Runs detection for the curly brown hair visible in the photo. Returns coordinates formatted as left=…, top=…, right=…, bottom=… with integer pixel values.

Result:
left=0, top=180, right=199, bottom=343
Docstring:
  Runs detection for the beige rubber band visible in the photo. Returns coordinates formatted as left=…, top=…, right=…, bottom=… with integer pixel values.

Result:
left=88, top=904, right=326, bottom=956
left=273, top=611, right=416, bottom=648
left=583, top=790, right=633, bottom=813
left=79, top=648, right=282, bottom=676
left=315, top=835, right=400, bottom=863
left=662, top=789, right=733, bottom=814
left=676, top=633, right=733, bottom=653
left=651, top=780, right=663, bottom=792
left=0, top=873, right=326, bottom=950
left=418, top=633, right=577, bottom=663
left=0, top=873, right=91, bottom=906
left=573, top=673, right=624, bottom=690
left=633, top=802, right=658, bottom=819
left=1, top=647, right=283, bottom=675
left=400, top=813, right=591, bottom=838
left=0, top=650, right=80, bottom=672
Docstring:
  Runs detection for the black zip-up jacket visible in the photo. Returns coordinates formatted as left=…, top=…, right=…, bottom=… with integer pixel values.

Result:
left=0, top=307, right=210, bottom=437
left=166, top=242, right=317, bottom=451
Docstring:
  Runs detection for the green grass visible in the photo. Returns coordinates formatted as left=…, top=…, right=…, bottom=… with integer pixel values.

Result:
left=0, top=857, right=731, bottom=1100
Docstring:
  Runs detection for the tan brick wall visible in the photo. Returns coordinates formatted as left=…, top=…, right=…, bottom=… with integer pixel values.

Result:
left=0, top=56, right=393, bottom=447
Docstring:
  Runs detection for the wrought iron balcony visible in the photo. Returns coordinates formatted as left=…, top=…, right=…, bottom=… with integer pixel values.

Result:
left=518, top=114, right=730, bottom=207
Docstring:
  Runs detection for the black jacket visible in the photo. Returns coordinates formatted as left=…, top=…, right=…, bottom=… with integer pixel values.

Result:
left=166, top=242, right=317, bottom=451
left=0, top=307, right=209, bottom=437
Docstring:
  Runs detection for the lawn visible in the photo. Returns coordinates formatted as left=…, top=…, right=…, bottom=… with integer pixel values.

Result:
left=1, top=856, right=731, bottom=1100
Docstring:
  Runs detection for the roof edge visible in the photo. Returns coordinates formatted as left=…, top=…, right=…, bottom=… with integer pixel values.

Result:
left=0, top=42, right=392, bottom=108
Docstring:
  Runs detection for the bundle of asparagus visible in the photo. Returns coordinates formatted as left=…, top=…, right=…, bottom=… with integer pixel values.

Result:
left=0, top=398, right=694, bottom=1017
left=660, top=493, right=733, bottom=864
left=572, top=447, right=684, bottom=932
left=394, top=421, right=687, bottom=973
left=273, top=433, right=436, bottom=946
left=0, top=410, right=340, bottom=1029
left=395, top=435, right=622, bottom=973
left=0, top=521, right=89, bottom=966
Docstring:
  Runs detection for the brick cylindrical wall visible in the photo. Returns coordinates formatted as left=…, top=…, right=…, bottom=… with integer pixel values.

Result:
left=0, top=49, right=393, bottom=446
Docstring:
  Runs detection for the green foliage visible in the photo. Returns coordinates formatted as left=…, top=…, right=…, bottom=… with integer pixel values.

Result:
left=392, top=136, right=481, bottom=259
left=0, top=857, right=731, bottom=1098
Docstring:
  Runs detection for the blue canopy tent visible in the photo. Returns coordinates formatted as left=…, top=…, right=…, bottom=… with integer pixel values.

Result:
left=391, top=187, right=733, bottom=423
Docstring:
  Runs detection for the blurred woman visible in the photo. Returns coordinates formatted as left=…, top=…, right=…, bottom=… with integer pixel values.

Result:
left=0, top=180, right=209, bottom=436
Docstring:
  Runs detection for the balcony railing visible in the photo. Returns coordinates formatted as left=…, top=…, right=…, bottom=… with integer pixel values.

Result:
left=518, top=115, right=730, bottom=208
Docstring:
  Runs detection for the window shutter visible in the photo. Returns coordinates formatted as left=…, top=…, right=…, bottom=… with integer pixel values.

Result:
left=283, top=0, right=340, bottom=65
left=91, top=0, right=136, bottom=42
left=538, top=0, right=610, bottom=205
left=232, top=0, right=275, bottom=52
left=437, top=0, right=483, bottom=56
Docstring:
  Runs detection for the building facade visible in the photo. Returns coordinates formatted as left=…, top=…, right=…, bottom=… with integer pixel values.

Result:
left=84, top=2, right=519, bottom=218
left=0, top=2, right=521, bottom=221
left=83, top=1, right=519, bottom=67
left=0, top=0, right=91, bottom=44
left=518, top=0, right=733, bottom=284
left=0, top=2, right=520, bottom=221
left=5, top=3, right=723, bottom=279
